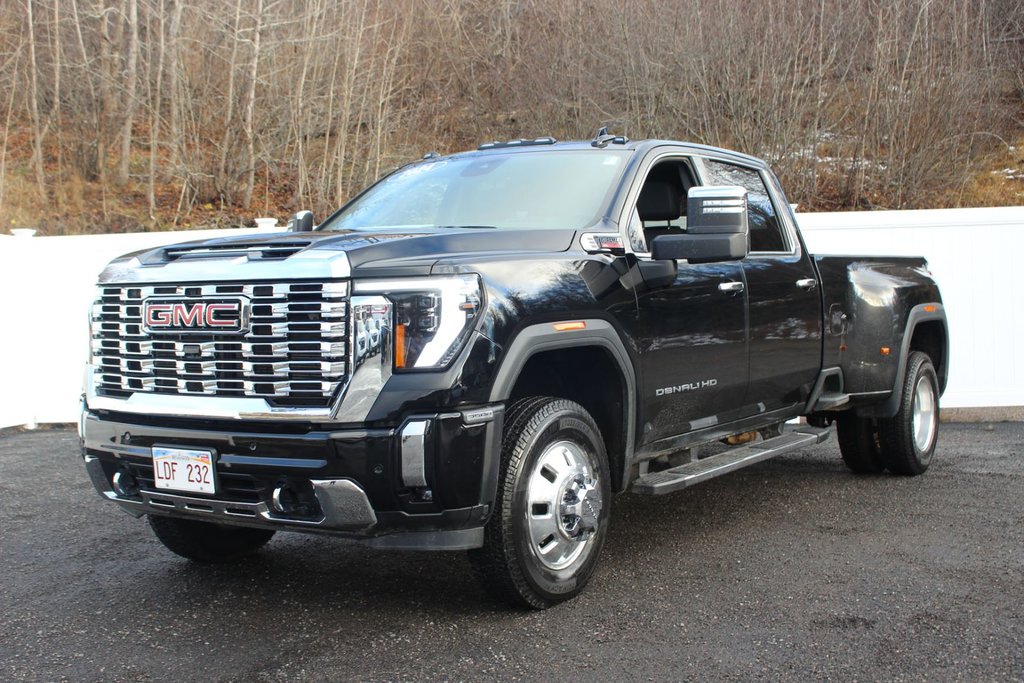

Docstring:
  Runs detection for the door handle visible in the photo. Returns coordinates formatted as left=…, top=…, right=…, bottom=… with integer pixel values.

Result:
left=718, top=281, right=745, bottom=294
left=796, top=278, right=818, bottom=291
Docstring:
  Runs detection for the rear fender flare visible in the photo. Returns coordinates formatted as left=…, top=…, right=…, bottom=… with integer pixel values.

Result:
left=858, top=303, right=948, bottom=418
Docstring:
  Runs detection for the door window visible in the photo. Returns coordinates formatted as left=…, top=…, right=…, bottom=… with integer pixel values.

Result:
left=702, top=160, right=788, bottom=253
left=628, top=158, right=698, bottom=255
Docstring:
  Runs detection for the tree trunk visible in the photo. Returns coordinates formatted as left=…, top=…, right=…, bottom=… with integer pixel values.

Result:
left=148, top=0, right=166, bottom=221
left=26, top=0, right=46, bottom=198
left=216, top=0, right=244, bottom=200
left=167, top=0, right=183, bottom=170
left=118, top=0, right=139, bottom=184
left=241, top=0, right=264, bottom=210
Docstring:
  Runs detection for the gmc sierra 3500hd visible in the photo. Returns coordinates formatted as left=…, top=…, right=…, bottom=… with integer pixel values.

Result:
left=81, top=132, right=948, bottom=609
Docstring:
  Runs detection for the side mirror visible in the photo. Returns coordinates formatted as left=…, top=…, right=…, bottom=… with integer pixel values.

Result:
left=289, top=210, right=315, bottom=232
left=650, top=186, right=748, bottom=264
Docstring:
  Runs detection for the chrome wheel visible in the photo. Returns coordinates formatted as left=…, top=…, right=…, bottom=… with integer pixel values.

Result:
left=470, top=397, right=610, bottom=608
left=525, top=440, right=603, bottom=571
left=877, top=352, right=940, bottom=477
left=912, top=374, right=937, bottom=456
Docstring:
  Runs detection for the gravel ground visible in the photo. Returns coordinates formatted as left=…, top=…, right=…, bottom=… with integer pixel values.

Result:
left=1, top=423, right=1022, bottom=682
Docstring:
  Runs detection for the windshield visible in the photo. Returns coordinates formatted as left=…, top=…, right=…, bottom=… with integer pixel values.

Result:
left=319, top=150, right=630, bottom=231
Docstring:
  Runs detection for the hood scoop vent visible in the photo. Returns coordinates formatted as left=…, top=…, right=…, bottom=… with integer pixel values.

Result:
left=163, top=241, right=311, bottom=262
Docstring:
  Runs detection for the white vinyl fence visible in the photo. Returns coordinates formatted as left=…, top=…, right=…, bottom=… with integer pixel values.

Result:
left=0, top=206, right=1021, bottom=429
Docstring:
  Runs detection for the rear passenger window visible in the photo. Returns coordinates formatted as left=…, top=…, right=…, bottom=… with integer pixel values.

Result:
left=703, top=160, right=787, bottom=252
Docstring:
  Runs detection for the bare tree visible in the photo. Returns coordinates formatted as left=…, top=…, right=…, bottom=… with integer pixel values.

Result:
left=117, top=0, right=138, bottom=184
left=147, top=0, right=165, bottom=221
left=1, top=0, right=1018, bottom=233
left=239, top=0, right=265, bottom=210
left=25, top=0, right=46, bottom=197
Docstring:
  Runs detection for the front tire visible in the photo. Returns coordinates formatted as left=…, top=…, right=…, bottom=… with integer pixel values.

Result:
left=878, top=351, right=940, bottom=475
left=148, top=515, right=275, bottom=563
left=469, top=397, right=611, bottom=609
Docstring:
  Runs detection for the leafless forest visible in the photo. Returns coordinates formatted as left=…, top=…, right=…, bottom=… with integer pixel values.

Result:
left=1, top=0, right=1022, bottom=234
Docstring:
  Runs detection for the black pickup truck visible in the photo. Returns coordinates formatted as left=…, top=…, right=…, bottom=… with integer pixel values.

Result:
left=81, top=133, right=948, bottom=608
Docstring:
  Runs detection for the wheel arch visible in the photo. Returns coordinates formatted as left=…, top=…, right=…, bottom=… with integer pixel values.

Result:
left=859, top=303, right=948, bottom=418
left=488, top=320, right=637, bottom=493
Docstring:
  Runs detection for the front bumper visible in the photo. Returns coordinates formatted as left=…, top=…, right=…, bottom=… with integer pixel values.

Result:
left=80, top=405, right=503, bottom=550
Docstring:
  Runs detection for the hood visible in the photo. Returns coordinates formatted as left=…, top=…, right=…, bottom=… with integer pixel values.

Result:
left=98, top=228, right=577, bottom=284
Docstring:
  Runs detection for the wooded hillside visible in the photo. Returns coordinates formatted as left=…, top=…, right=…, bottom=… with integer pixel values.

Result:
left=1, top=0, right=1022, bottom=235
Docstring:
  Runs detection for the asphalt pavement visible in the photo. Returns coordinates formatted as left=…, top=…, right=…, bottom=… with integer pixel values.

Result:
left=1, top=423, right=1022, bottom=682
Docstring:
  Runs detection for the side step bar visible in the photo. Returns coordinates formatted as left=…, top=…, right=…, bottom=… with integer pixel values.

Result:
left=814, top=391, right=851, bottom=411
left=632, top=425, right=833, bottom=495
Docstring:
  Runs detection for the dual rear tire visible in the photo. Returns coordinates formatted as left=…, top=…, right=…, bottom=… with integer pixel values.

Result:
left=836, top=351, right=940, bottom=476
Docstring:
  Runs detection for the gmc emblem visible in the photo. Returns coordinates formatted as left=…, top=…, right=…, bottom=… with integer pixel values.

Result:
left=143, top=298, right=249, bottom=334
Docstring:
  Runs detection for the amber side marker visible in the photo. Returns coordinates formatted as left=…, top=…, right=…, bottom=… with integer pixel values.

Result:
left=924, top=305, right=936, bottom=313
left=880, top=346, right=891, bottom=356
left=395, top=324, right=407, bottom=368
left=553, top=321, right=586, bottom=332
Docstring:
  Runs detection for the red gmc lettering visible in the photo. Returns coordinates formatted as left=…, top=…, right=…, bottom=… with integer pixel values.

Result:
left=144, top=301, right=241, bottom=330
left=205, top=303, right=239, bottom=327
left=175, top=303, right=203, bottom=327
left=145, top=303, right=174, bottom=327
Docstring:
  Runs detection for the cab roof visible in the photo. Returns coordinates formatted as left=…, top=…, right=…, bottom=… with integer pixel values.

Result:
left=435, top=137, right=767, bottom=169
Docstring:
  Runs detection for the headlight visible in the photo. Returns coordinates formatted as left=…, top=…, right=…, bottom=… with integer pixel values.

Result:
left=352, top=275, right=482, bottom=371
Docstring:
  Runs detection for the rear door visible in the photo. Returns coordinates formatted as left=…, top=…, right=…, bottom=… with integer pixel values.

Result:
left=698, top=158, right=822, bottom=411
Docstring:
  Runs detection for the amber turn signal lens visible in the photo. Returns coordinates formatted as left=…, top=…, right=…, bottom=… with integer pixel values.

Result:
left=553, top=321, right=586, bottom=332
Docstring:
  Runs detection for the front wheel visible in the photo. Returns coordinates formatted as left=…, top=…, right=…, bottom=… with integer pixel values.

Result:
left=878, top=351, right=940, bottom=475
left=469, top=397, right=611, bottom=609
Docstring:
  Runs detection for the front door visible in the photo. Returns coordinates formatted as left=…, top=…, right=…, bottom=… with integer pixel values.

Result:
left=631, top=258, right=749, bottom=443
left=611, top=155, right=749, bottom=446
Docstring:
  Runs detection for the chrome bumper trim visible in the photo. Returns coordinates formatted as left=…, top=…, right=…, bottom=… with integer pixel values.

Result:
left=399, top=420, right=430, bottom=488
left=85, top=370, right=334, bottom=421
left=84, top=455, right=377, bottom=531
left=311, top=479, right=379, bottom=530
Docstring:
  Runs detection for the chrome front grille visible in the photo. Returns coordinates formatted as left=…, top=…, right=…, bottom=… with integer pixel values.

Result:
left=90, top=281, right=349, bottom=407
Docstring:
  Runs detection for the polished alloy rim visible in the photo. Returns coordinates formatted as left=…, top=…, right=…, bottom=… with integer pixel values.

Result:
left=526, top=440, right=602, bottom=571
left=912, top=375, right=937, bottom=455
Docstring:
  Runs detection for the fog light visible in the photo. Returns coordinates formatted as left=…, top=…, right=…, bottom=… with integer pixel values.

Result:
left=112, top=469, right=139, bottom=497
left=270, top=480, right=318, bottom=517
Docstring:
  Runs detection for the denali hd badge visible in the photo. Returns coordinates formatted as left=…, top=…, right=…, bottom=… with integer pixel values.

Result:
left=655, top=378, right=718, bottom=396
left=143, top=298, right=249, bottom=334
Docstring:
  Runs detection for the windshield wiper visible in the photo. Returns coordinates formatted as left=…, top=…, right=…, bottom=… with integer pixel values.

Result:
left=436, top=225, right=498, bottom=230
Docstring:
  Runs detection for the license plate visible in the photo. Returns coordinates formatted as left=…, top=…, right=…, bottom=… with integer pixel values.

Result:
left=152, top=446, right=216, bottom=495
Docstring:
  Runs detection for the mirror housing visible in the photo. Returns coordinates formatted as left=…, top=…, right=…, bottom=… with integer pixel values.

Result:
left=651, top=232, right=747, bottom=263
left=650, top=186, right=749, bottom=264
left=289, top=210, right=314, bottom=232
